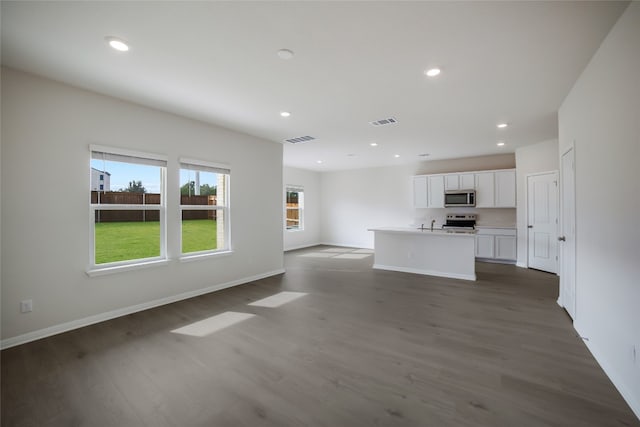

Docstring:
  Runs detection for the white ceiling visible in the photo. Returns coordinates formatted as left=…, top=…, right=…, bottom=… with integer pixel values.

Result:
left=1, top=1, right=628, bottom=171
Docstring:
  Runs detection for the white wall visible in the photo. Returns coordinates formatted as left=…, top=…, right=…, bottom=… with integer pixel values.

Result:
left=283, top=166, right=321, bottom=250
left=0, top=68, right=284, bottom=345
left=558, top=2, right=639, bottom=417
left=320, top=154, right=516, bottom=249
left=515, top=139, right=559, bottom=267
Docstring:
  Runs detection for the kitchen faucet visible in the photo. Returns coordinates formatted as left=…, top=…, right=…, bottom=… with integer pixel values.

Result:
left=431, top=219, right=436, bottom=231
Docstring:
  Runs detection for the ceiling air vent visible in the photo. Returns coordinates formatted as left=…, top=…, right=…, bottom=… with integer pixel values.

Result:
left=284, top=135, right=316, bottom=144
left=369, top=117, right=398, bottom=127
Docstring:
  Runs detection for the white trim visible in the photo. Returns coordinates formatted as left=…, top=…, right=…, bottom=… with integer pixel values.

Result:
left=373, top=263, right=476, bottom=281
left=516, top=261, right=528, bottom=268
left=87, top=258, right=169, bottom=276
left=179, top=250, right=233, bottom=263
left=180, top=205, right=224, bottom=211
left=476, top=258, right=516, bottom=265
left=91, top=204, right=163, bottom=210
left=1, top=268, right=286, bottom=350
left=576, top=325, right=640, bottom=420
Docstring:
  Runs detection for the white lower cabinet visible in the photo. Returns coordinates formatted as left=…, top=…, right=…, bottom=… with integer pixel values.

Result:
left=475, top=228, right=516, bottom=262
left=475, top=235, right=495, bottom=258
left=495, top=235, right=517, bottom=260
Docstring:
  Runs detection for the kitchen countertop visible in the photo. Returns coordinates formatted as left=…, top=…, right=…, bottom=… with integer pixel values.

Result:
left=368, top=227, right=476, bottom=236
left=475, top=225, right=516, bottom=229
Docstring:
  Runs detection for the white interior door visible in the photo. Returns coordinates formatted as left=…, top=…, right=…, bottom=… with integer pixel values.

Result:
left=527, top=172, right=558, bottom=273
left=560, top=148, right=576, bottom=319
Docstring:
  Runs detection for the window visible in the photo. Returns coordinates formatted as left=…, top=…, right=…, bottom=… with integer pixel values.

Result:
left=286, top=186, right=304, bottom=231
left=99, top=174, right=104, bottom=180
left=179, top=159, right=230, bottom=256
left=90, top=145, right=167, bottom=269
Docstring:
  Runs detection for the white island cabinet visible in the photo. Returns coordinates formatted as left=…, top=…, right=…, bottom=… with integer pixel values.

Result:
left=369, top=228, right=476, bottom=281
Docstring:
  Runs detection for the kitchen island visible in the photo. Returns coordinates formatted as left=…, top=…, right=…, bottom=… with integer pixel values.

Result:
left=368, top=227, right=476, bottom=281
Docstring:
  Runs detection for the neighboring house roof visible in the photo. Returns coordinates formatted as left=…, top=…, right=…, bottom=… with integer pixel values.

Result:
left=91, top=167, right=111, bottom=175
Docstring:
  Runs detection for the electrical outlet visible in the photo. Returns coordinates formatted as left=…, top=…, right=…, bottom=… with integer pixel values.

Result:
left=20, top=299, right=33, bottom=313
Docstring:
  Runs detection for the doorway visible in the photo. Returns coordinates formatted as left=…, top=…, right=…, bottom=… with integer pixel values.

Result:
left=527, top=171, right=558, bottom=273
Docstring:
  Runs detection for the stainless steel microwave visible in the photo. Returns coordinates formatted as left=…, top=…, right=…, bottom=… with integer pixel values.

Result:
left=444, top=190, right=476, bottom=207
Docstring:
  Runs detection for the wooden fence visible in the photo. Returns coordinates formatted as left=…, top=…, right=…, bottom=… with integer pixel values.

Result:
left=286, top=203, right=300, bottom=228
left=92, top=192, right=216, bottom=222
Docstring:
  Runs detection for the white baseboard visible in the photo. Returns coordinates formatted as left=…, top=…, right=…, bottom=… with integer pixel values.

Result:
left=476, top=258, right=517, bottom=265
left=575, top=325, right=640, bottom=420
left=1, top=268, right=286, bottom=350
left=516, top=261, right=528, bottom=268
left=373, top=263, right=476, bottom=281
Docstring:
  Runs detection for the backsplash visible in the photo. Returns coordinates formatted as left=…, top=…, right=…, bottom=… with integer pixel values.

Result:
left=413, top=207, right=516, bottom=228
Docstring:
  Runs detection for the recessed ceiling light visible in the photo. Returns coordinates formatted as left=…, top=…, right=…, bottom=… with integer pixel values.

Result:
left=425, top=68, right=441, bottom=77
left=497, top=123, right=508, bottom=128
left=277, top=49, right=294, bottom=60
left=370, top=142, right=378, bottom=147
left=497, top=141, right=505, bottom=146
left=105, top=36, right=129, bottom=52
left=280, top=111, right=291, bottom=117
left=316, top=160, right=323, bottom=164
left=394, top=154, right=400, bottom=158
left=347, top=153, right=356, bottom=157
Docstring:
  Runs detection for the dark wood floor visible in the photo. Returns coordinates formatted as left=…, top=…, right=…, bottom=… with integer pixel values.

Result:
left=2, top=246, right=638, bottom=426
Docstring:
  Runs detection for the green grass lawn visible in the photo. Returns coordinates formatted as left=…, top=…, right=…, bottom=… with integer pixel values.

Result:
left=181, top=219, right=217, bottom=254
left=95, top=219, right=217, bottom=264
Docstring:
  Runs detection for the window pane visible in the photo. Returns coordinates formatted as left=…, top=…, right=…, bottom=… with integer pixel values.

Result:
left=180, top=170, right=218, bottom=199
left=90, top=159, right=162, bottom=199
left=180, top=166, right=228, bottom=255
left=181, top=210, right=219, bottom=253
left=286, top=188, right=303, bottom=230
left=94, top=210, right=160, bottom=264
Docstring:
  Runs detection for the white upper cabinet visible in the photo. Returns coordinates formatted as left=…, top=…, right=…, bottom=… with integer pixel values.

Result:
left=460, top=173, right=475, bottom=190
left=413, top=168, right=515, bottom=209
left=494, top=169, right=516, bottom=207
left=444, top=174, right=459, bottom=191
left=444, top=173, right=475, bottom=191
left=427, top=175, right=445, bottom=208
left=475, top=172, right=495, bottom=207
left=413, top=175, right=428, bottom=208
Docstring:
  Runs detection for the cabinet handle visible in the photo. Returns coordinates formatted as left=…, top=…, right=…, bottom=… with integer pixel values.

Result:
left=527, top=225, right=533, bottom=228
left=558, top=236, right=566, bottom=242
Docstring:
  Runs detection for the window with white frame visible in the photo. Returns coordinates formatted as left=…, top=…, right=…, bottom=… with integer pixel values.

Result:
left=286, top=186, right=304, bottom=231
left=179, top=159, right=230, bottom=256
left=90, top=146, right=167, bottom=269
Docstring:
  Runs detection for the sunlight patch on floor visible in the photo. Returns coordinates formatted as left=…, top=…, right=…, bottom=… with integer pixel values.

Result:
left=299, top=252, right=335, bottom=258
left=248, top=291, right=307, bottom=308
left=171, top=312, right=255, bottom=337
left=298, top=247, right=373, bottom=259
left=333, top=253, right=371, bottom=259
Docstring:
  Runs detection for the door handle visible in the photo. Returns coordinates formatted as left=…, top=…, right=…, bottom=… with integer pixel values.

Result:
left=558, top=236, right=566, bottom=242
left=527, top=225, right=533, bottom=228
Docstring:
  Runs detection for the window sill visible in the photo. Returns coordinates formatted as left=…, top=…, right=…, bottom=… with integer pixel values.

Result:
left=179, top=250, right=233, bottom=263
left=87, top=258, right=170, bottom=277
left=286, top=229, right=305, bottom=232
